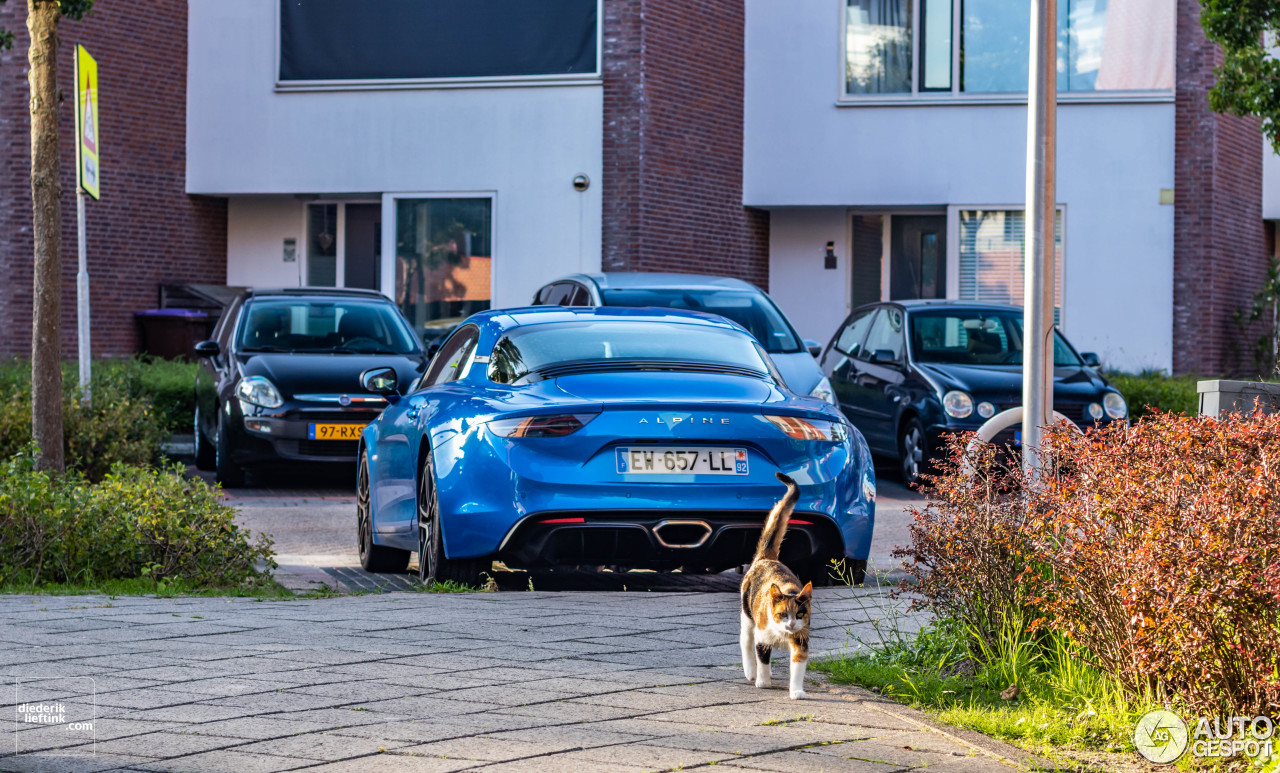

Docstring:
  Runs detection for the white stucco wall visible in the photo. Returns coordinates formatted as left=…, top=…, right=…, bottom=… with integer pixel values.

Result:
left=187, top=0, right=603, bottom=308
left=767, top=209, right=851, bottom=346
left=744, top=0, right=1175, bottom=372
left=225, top=198, right=304, bottom=289
left=1264, top=141, right=1280, bottom=220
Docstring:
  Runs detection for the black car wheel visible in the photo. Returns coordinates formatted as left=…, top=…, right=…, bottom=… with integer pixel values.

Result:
left=214, top=407, right=246, bottom=489
left=417, top=451, right=486, bottom=586
left=193, top=404, right=215, bottom=471
left=357, top=451, right=410, bottom=573
left=898, top=417, right=928, bottom=487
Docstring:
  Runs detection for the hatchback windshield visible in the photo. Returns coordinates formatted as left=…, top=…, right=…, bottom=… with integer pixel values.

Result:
left=237, top=300, right=420, bottom=354
left=600, top=288, right=801, bottom=354
left=909, top=310, right=1081, bottom=366
left=488, top=321, right=772, bottom=384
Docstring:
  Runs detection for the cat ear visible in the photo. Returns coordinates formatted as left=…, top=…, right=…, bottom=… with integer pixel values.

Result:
left=768, top=583, right=783, bottom=601
left=798, top=581, right=813, bottom=600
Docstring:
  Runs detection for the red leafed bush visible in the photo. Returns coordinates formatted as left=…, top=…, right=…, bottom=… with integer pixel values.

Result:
left=898, top=412, right=1280, bottom=716
left=1028, top=414, right=1280, bottom=716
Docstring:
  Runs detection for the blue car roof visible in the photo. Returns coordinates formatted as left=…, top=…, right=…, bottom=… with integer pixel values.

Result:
left=561, top=272, right=762, bottom=293
left=468, top=305, right=752, bottom=336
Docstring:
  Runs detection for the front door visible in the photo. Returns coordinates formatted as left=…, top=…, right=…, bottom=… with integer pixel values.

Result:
left=890, top=215, right=946, bottom=301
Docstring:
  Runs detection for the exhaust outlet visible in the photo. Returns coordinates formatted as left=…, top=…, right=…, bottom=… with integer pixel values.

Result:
left=652, top=520, right=712, bottom=549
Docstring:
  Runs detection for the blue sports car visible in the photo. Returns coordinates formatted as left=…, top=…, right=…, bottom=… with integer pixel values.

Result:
left=355, top=306, right=876, bottom=586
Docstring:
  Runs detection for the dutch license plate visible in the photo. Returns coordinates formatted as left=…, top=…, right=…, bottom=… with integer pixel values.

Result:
left=308, top=423, right=365, bottom=441
left=616, top=447, right=749, bottom=476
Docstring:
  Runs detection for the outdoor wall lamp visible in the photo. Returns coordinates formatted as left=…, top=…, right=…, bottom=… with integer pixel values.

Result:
left=824, top=241, right=837, bottom=269
left=572, top=174, right=590, bottom=192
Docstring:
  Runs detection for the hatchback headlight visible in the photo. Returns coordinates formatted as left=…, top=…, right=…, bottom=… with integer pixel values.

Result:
left=236, top=376, right=284, bottom=408
left=1103, top=392, right=1127, bottom=420
left=809, top=377, right=837, bottom=406
left=943, top=390, right=973, bottom=419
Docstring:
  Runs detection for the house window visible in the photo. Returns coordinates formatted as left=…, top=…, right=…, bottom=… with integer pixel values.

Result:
left=278, top=0, right=598, bottom=86
left=394, top=198, right=493, bottom=339
left=844, top=0, right=1174, bottom=97
left=957, top=209, right=1063, bottom=320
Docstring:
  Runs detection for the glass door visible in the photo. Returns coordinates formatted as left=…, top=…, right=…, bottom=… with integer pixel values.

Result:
left=389, top=196, right=494, bottom=345
left=890, top=214, right=947, bottom=300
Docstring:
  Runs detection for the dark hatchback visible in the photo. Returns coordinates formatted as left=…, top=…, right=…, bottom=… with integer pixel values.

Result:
left=193, top=288, right=427, bottom=487
left=819, top=301, right=1128, bottom=483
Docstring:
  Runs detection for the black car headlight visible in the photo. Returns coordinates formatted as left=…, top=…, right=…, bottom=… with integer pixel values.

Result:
left=1104, top=392, right=1127, bottom=420
left=236, top=376, right=284, bottom=409
left=943, top=390, right=974, bottom=419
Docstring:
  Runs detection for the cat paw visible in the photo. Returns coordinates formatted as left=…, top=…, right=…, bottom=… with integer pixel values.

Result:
left=754, top=676, right=772, bottom=689
left=789, top=689, right=808, bottom=700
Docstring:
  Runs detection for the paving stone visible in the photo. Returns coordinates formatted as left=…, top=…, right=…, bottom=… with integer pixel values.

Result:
left=237, top=732, right=416, bottom=761
left=132, top=749, right=312, bottom=772
left=1, top=590, right=1018, bottom=773
left=0, top=751, right=160, bottom=773
left=88, top=730, right=244, bottom=757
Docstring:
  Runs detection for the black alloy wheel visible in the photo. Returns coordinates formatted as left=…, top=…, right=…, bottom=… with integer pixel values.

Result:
left=357, top=451, right=410, bottom=573
left=193, top=404, right=215, bottom=471
left=417, top=451, right=487, bottom=586
left=214, top=407, right=246, bottom=489
left=898, top=416, right=928, bottom=487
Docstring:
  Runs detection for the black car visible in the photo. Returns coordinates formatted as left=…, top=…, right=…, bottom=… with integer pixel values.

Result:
left=193, top=288, right=427, bottom=487
left=819, top=301, right=1127, bottom=484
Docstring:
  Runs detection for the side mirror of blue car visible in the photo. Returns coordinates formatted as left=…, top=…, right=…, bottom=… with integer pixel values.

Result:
left=803, top=339, right=822, bottom=358
left=1081, top=352, right=1101, bottom=368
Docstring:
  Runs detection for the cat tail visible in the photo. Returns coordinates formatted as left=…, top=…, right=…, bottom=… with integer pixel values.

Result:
left=754, top=472, right=800, bottom=562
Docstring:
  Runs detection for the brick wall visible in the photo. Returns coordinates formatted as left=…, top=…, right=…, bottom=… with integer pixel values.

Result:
left=0, top=0, right=226, bottom=359
left=1172, top=0, right=1269, bottom=375
left=602, top=0, right=770, bottom=289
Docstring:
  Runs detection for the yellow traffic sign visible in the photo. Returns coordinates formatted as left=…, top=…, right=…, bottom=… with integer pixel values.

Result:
left=75, top=44, right=99, bottom=200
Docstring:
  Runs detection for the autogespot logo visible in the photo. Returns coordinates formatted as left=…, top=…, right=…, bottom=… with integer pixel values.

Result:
left=1134, top=709, right=1189, bottom=765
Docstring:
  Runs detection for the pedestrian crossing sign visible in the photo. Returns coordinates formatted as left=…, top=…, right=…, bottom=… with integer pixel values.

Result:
left=75, top=44, right=99, bottom=200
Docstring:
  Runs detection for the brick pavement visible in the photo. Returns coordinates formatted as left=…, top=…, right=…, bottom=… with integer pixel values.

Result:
left=0, top=587, right=1038, bottom=772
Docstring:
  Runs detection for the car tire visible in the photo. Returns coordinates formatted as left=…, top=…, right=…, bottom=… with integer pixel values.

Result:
left=800, top=558, right=841, bottom=588
left=214, top=407, right=247, bottom=489
left=357, top=451, right=411, bottom=574
left=898, top=416, right=929, bottom=487
left=193, top=404, right=216, bottom=471
left=417, top=450, right=487, bottom=587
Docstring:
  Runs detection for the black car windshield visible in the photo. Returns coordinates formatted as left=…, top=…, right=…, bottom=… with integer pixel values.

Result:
left=910, top=310, right=1082, bottom=367
left=237, top=299, right=420, bottom=354
left=488, top=321, right=772, bottom=384
left=599, top=288, right=802, bottom=354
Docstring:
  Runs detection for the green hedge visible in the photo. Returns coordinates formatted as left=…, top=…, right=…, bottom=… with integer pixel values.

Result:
left=1105, top=370, right=1202, bottom=420
left=0, top=454, right=274, bottom=587
left=0, top=358, right=199, bottom=479
left=0, top=357, right=198, bottom=435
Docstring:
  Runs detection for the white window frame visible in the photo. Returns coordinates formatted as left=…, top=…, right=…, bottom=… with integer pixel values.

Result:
left=835, top=0, right=1173, bottom=107
left=275, top=1, right=603, bottom=93
left=380, top=190, right=499, bottom=305
left=946, top=203, right=1068, bottom=327
left=301, top=200, right=381, bottom=290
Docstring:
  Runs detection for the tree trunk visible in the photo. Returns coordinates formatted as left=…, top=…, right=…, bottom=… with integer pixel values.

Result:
left=27, top=0, right=64, bottom=473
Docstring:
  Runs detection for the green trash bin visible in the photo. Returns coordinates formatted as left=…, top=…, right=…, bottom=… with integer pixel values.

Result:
left=134, top=309, right=212, bottom=360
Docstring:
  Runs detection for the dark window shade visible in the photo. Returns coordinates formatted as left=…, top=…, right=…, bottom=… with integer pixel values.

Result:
left=279, top=0, right=598, bottom=82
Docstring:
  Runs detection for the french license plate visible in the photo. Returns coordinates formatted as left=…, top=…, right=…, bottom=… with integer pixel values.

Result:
left=308, top=423, right=364, bottom=441
left=616, top=447, right=748, bottom=475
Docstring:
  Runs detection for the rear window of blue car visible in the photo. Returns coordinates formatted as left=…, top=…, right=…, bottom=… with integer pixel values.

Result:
left=488, top=321, right=773, bottom=384
left=599, top=288, right=802, bottom=354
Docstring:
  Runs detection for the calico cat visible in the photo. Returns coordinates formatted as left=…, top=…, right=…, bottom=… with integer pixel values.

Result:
left=740, top=472, right=812, bottom=699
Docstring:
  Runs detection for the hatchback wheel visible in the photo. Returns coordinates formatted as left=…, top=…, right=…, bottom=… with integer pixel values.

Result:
left=357, top=451, right=410, bottom=573
left=898, top=417, right=928, bottom=487
left=193, top=404, right=215, bottom=471
left=214, top=408, right=246, bottom=488
left=417, top=451, right=487, bottom=587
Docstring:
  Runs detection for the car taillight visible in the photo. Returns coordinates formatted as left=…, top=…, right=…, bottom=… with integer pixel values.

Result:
left=762, top=414, right=847, bottom=441
left=487, top=413, right=597, bottom=438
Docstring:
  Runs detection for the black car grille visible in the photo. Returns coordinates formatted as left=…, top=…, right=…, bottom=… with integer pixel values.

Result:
left=289, top=410, right=381, bottom=423
left=297, top=439, right=360, bottom=457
